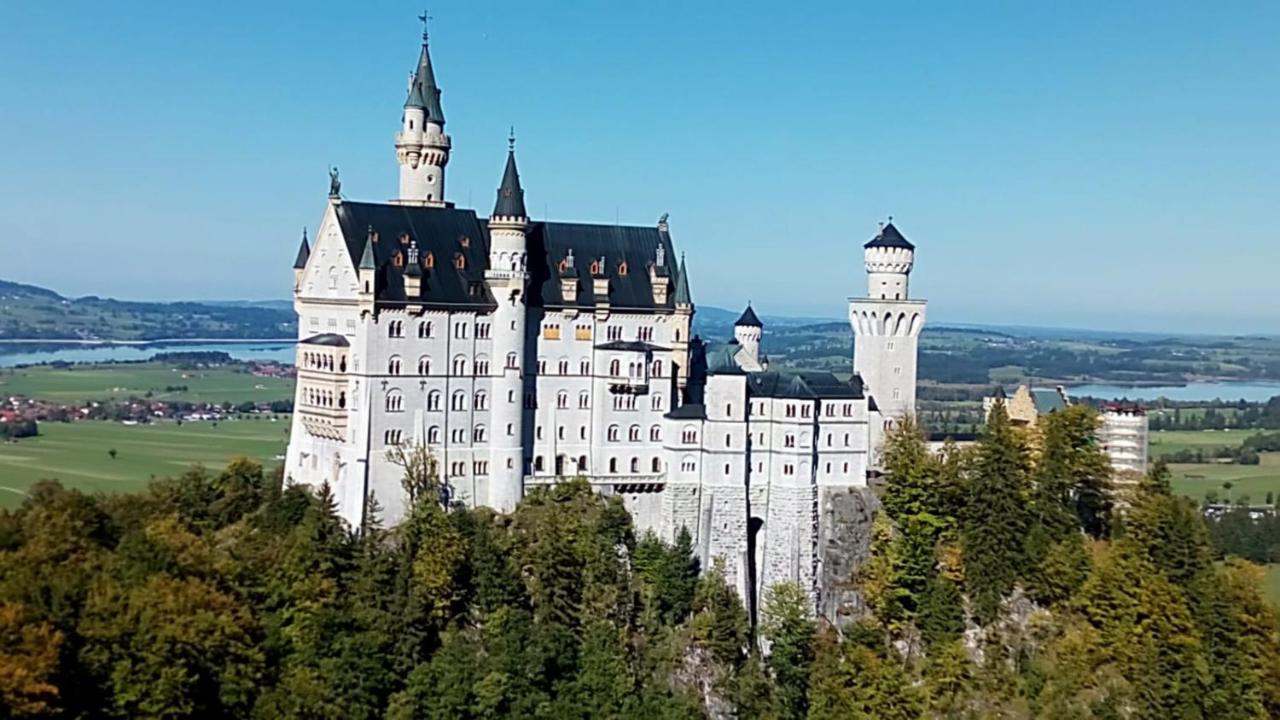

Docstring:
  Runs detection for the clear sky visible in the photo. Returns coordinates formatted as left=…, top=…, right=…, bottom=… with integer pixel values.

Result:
left=1, top=2, right=1277, bottom=333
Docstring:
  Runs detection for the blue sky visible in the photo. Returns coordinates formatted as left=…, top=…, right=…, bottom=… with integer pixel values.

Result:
left=1, top=2, right=1277, bottom=333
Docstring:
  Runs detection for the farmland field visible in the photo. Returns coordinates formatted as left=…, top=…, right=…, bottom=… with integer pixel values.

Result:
left=1149, top=428, right=1263, bottom=457
left=0, top=362, right=294, bottom=403
left=0, top=420, right=290, bottom=506
left=1168, top=453, right=1280, bottom=503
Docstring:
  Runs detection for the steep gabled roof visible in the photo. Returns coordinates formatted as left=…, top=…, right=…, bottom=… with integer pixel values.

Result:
left=864, top=222, right=915, bottom=250
left=747, top=370, right=864, bottom=399
left=526, top=222, right=679, bottom=312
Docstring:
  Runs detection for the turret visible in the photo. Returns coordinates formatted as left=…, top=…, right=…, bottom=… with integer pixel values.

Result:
left=863, top=221, right=915, bottom=300
left=733, top=304, right=763, bottom=368
left=483, top=133, right=530, bottom=513
left=358, top=226, right=377, bottom=315
left=292, top=227, right=310, bottom=292
left=394, top=18, right=451, bottom=206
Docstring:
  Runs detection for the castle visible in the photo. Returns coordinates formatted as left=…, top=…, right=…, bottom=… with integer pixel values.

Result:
left=285, top=25, right=927, bottom=612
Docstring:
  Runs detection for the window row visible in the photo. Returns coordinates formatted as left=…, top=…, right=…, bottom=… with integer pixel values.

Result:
left=531, top=455, right=663, bottom=475
left=388, top=320, right=492, bottom=339
left=385, top=390, right=491, bottom=412
left=386, top=355, right=491, bottom=376
left=383, top=425, right=490, bottom=445
left=300, top=351, right=346, bottom=372
left=305, top=388, right=346, bottom=409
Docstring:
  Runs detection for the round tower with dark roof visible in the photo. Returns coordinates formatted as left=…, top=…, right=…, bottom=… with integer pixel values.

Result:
left=484, top=134, right=530, bottom=512
left=849, top=221, right=927, bottom=467
left=395, top=19, right=451, bottom=206
left=733, top=304, right=763, bottom=370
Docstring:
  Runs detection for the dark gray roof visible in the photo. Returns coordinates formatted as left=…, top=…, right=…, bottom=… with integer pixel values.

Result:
left=735, top=304, right=762, bottom=328
left=864, top=222, right=914, bottom=250
left=405, top=41, right=445, bottom=125
left=1032, top=388, right=1067, bottom=415
left=526, top=222, right=680, bottom=312
left=333, top=201, right=681, bottom=313
left=493, top=149, right=526, bottom=218
left=704, top=342, right=746, bottom=375
left=666, top=403, right=707, bottom=420
left=301, top=333, right=349, bottom=347
left=673, top=254, right=692, bottom=305
left=293, top=229, right=310, bottom=269
left=747, top=370, right=864, bottom=399
left=335, top=202, right=494, bottom=309
left=595, top=340, right=668, bottom=352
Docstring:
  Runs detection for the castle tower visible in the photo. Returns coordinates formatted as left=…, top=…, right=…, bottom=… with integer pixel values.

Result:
left=733, top=304, right=764, bottom=371
left=394, top=19, right=451, bottom=206
left=484, top=133, right=530, bottom=511
left=849, top=222, right=927, bottom=461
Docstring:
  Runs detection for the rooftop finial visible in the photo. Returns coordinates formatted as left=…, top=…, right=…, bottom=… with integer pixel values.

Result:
left=418, top=9, right=431, bottom=42
left=508, top=126, right=515, bottom=152
left=887, top=215, right=894, bottom=224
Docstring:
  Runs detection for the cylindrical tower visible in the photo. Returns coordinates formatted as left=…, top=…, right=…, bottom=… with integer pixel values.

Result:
left=484, top=137, right=530, bottom=511
left=395, top=25, right=451, bottom=206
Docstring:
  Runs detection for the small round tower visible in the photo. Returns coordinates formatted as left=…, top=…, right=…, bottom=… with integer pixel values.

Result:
left=733, top=304, right=763, bottom=366
left=864, top=221, right=915, bottom=300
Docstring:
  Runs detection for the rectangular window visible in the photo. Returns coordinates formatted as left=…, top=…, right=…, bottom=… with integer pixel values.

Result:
left=575, top=326, right=592, bottom=341
left=543, top=324, right=561, bottom=340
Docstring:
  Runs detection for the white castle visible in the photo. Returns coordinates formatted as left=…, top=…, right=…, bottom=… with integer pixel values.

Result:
left=285, top=25, right=927, bottom=612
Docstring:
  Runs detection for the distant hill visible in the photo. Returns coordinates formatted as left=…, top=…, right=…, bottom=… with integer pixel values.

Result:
left=0, top=280, right=296, bottom=341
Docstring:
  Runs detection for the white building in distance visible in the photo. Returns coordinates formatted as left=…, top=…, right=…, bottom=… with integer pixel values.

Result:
left=285, top=24, right=926, bottom=613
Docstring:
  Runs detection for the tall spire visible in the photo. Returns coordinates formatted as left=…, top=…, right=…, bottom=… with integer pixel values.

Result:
left=404, top=15, right=445, bottom=126
left=492, top=130, right=527, bottom=219
left=359, top=227, right=377, bottom=271
left=293, top=228, right=310, bottom=269
left=674, top=253, right=692, bottom=305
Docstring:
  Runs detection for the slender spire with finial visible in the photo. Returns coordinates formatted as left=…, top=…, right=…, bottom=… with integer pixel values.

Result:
left=360, top=226, right=377, bottom=270
left=493, top=132, right=527, bottom=219
left=674, top=252, right=692, bottom=305
left=293, top=227, right=311, bottom=269
left=405, top=11, right=445, bottom=125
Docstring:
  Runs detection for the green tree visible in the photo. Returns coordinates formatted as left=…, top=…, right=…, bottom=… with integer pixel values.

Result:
left=761, top=582, right=814, bottom=720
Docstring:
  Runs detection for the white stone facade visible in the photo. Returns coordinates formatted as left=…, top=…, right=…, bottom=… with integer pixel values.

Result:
left=284, top=28, right=922, bottom=615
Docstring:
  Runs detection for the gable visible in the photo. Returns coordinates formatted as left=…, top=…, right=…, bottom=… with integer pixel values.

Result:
left=299, top=203, right=360, bottom=302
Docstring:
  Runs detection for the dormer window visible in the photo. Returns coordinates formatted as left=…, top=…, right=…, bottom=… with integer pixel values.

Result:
left=617, top=261, right=628, bottom=276
left=459, top=235, right=471, bottom=248
left=424, top=251, right=434, bottom=269
left=393, top=251, right=404, bottom=268
left=399, top=232, right=411, bottom=246
left=590, top=258, right=602, bottom=275
left=454, top=253, right=466, bottom=270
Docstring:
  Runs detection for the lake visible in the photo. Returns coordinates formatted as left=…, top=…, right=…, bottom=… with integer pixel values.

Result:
left=1069, top=382, right=1280, bottom=403
left=0, top=341, right=297, bottom=368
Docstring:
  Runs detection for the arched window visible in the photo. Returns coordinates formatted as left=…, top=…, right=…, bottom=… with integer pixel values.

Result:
left=578, top=455, right=588, bottom=472
left=630, top=457, right=639, bottom=473
left=452, top=355, right=467, bottom=375
left=428, top=426, right=441, bottom=444
left=558, top=359, right=569, bottom=374
left=475, top=357, right=490, bottom=375
left=580, top=359, right=590, bottom=375
left=607, top=425, right=620, bottom=442
left=534, top=456, right=544, bottom=472
left=475, top=391, right=488, bottom=410
left=649, top=425, right=661, bottom=442
left=427, top=391, right=441, bottom=411
left=385, top=392, right=403, bottom=412
left=506, top=352, right=518, bottom=369
left=417, top=356, right=431, bottom=375
left=557, top=391, right=568, bottom=409
left=680, top=455, right=696, bottom=472
left=681, top=425, right=697, bottom=444
left=578, top=391, right=590, bottom=409
left=387, top=356, right=402, bottom=375
left=609, top=458, right=618, bottom=473
left=451, top=391, right=466, bottom=411
left=629, top=425, right=641, bottom=442
left=652, top=394, right=663, bottom=411
left=651, top=457, right=662, bottom=472
left=473, top=425, right=487, bottom=443
left=652, top=360, right=662, bottom=377
left=418, top=321, right=432, bottom=338
left=609, top=359, right=620, bottom=376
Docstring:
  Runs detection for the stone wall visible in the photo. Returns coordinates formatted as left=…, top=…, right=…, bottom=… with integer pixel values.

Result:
left=816, top=486, right=879, bottom=623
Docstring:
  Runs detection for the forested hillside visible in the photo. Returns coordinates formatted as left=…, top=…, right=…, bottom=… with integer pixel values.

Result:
left=0, top=280, right=294, bottom=341
left=1, top=405, right=1277, bottom=718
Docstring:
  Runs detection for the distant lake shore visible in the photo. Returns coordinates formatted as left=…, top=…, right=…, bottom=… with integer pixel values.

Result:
left=0, top=341, right=297, bottom=368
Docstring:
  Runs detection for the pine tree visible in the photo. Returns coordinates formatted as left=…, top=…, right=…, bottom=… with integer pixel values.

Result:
left=961, top=401, right=1032, bottom=623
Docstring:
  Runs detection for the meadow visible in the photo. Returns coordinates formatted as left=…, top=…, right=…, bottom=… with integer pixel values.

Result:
left=0, top=419, right=289, bottom=506
left=1148, top=428, right=1263, bottom=457
left=0, top=362, right=294, bottom=403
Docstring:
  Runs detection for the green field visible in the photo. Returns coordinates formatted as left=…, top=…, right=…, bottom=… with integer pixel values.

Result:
left=1168, top=454, right=1280, bottom=503
left=1149, top=428, right=1263, bottom=457
left=0, top=420, right=290, bottom=506
left=0, top=362, right=294, bottom=403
